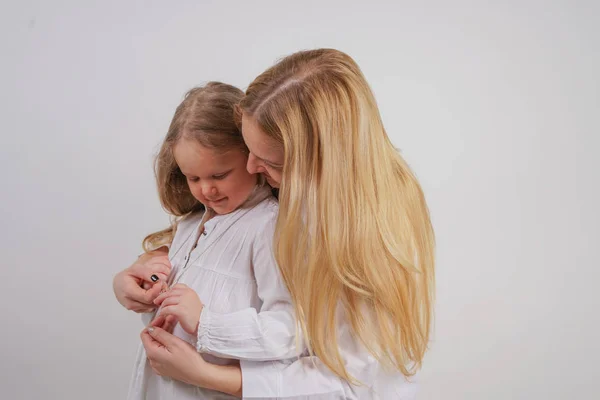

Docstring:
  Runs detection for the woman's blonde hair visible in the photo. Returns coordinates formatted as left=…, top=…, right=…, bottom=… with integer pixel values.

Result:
left=143, top=82, right=245, bottom=251
left=239, top=49, right=435, bottom=381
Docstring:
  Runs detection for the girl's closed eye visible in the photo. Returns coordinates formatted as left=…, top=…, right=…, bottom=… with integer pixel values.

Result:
left=187, top=176, right=200, bottom=183
left=212, top=171, right=230, bottom=180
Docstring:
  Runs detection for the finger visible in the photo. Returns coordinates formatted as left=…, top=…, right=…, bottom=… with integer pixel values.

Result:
left=157, top=296, right=181, bottom=309
left=124, top=293, right=156, bottom=310
left=154, top=289, right=177, bottom=306
left=153, top=313, right=175, bottom=331
left=148, top=257, right=172, bottom=270
left=122, top=279, right=156, bottom=305
left=146, top=266, right=171, bottom=281
left=146, top=266, right=171, bottom=282
left=146, top=326, right=177, bottom=350
left=147, top=256, right=172, bottom=271
left=154, top=288, right=186, bottom=305
left=153, top=290, right=174, bottom=305
left=142, top=283, right=164, bottom=304
left=162, top=315, right=177, bottom=334
left=149, top=272, right=170, bottom=283
left=140, top=329, right=163, bottom=357
left=130, top=262, right=171, bottom=280
left=171, top=283, right=189, bottom=290
left=127, top=303, right=155, bottom=313
left=157, top=305, right=182, bottom=321
left=151, top=314, right=166, bottom=328
left=143, top=275, right=168, bottom=289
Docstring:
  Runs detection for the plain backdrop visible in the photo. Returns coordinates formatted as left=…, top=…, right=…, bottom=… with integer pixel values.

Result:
left=1, top=1, right=598, bottom=399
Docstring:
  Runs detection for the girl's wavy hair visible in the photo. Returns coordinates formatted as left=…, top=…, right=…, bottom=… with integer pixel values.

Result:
left=143, top=82, right=245, bottom=251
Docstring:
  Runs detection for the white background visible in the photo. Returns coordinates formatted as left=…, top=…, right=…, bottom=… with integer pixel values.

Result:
left=1, top=1, right=598, bottom=399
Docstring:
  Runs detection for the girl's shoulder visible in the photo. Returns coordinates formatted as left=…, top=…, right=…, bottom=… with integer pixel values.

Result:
left=243, top=195, right=279, bottom=227
left=172, top=210, right=205, bottom=242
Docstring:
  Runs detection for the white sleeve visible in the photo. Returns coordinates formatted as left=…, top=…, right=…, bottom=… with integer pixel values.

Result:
left=239, top=326, right=418, bottom=399
left=240, top=356, right=354, bottom=399
left=196, top=212, right=299, bottom=361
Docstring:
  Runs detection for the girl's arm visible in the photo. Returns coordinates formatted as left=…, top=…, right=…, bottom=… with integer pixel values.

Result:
left=196, top=212, right=299, bottom=361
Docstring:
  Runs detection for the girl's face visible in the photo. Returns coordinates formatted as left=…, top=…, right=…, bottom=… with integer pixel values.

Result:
left=241, top=112, right=284, bottom=189
left=174, top=138, right=258, bottom=215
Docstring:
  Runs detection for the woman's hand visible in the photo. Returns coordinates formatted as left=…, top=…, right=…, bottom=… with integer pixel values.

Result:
left=141, top=326, right=242, bottom=397
left=141, top=326, right=206, bottom=385
left=153, top=284, right=204, bottom=335
left=113, top=249, right=172, bottom=313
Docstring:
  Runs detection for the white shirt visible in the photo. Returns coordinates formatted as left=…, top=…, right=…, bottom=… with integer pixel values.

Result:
left=128, top=186, right=298, bottom=400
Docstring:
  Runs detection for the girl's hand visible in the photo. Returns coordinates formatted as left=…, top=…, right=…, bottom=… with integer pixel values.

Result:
left=150, top=314, right=178, bottom=334
left=153, top=284, right=204, bottom=335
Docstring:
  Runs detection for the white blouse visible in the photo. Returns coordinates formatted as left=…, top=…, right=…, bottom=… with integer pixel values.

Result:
left=128, top=186, right=298, bottom=400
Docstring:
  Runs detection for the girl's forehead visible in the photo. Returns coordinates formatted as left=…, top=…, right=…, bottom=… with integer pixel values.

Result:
left=174, top=140, right=245, bottom=171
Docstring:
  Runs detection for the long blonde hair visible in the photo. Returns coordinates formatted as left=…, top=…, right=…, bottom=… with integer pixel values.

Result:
left=143, top=82, right=245, bottom=251
left=239, top=49, right=435, bottom=381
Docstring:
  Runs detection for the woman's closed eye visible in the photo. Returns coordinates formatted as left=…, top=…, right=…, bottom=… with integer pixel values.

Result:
left=267, top=164, right=283, bottom=171
left=262, top=160, right=282, bottom=170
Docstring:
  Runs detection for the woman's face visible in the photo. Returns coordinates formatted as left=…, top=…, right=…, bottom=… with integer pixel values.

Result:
left=241, top=112, right=284, bottom=188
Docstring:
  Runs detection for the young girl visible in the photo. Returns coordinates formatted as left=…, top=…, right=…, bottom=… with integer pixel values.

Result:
left=127, top=82, right=298, bottom=400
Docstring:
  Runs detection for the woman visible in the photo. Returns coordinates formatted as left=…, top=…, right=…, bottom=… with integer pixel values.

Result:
left=114, top=48, right=435, bottom=399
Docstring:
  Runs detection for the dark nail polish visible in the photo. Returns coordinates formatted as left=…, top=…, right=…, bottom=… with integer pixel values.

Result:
left=150, top=274, right=159, bottom=282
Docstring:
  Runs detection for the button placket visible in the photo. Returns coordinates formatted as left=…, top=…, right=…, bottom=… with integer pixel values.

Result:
left=184, top=228, right=208, bottom=269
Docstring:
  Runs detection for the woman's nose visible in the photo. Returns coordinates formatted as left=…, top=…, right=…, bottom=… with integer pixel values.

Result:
left=247, top=153, right=264, bottom=174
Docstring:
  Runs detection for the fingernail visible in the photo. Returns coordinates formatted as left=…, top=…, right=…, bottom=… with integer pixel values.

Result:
left=147, top=327, right=154, bottom=333
left=150, top=274, right=159, bottom=282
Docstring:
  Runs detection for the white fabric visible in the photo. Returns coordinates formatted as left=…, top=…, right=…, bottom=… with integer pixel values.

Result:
left=128, top=187, right=298, bottom=400
left=239, top=247, right=419, bottom=399
left=240, top=327, right=419, bottom=400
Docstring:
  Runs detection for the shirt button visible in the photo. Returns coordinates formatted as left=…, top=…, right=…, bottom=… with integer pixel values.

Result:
left=184, top=256, right=188, bottom=260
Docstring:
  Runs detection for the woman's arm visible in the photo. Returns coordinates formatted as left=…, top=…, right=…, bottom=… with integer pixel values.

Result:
left=141, top=326, right=243, bottom=397
left=143, top=326, right=355, bottom=399
left=239, top=357, right=353, bottom=399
